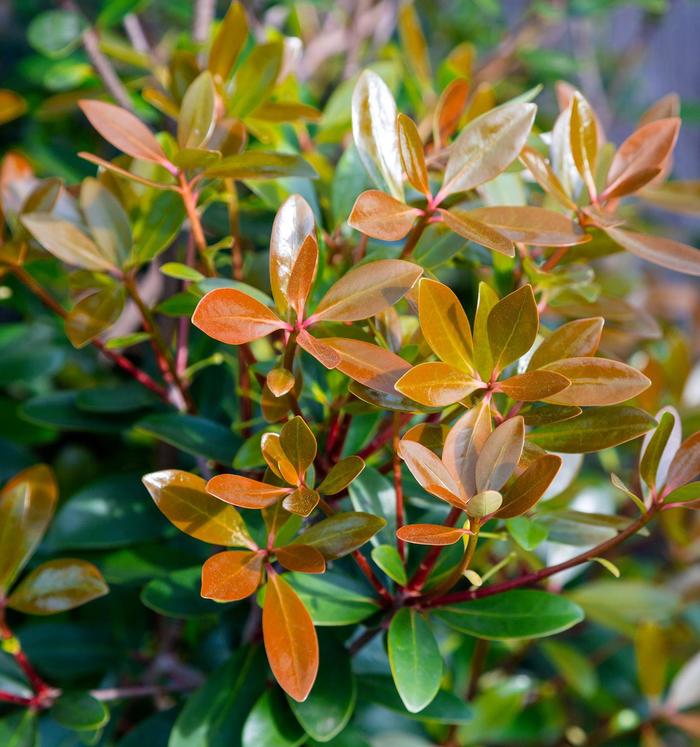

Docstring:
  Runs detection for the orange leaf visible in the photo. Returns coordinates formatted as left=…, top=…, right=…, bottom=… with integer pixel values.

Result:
left=320, top=337, right=411, bottom=394
left=274, top=544, right=326, bottom=574
left=418, top=278, right=473, bottom=372
left=666, top=432, right=700, bottom=492
left=433, top=78, right=469, bottom=149
left=496, top=454, right=562, bottom=518
left=263, top=571, right=319, bottom=702
left=79, top=100, right=171, bottom=167
left=498, top=370, right=570, bottom=401
left=604, top=227, right=700, bottom=277
left=282, top=486, right=320, bottom=517
left=261, top=433, right=299, bottom=485
left=443, top=401, right=492, bottom=499
left=395, top=362, right=485, bottom=407
left=398, top=114, right=430, bottom=196
left=519, top=146, right=576, bottom=210
left=528, top=317, right=604, bottom=370
left=296, top=329, right=342, bottom=369
left=439, top=209, right=514, bottom=256
left=193, top=288, right=290, bottom=344
left=570, top=92, right=598, bottom=200
left=201, top=550, right=263, bottom=601
left=543, top=357, right=651, bottom=406
left=603, top=118, right=680, bottom=200
left=348, top=190, right=421, bottom=241
left=396, top=524, right=470, bottom=546
left=206, top=474, right=292, bottom=509
left=287, top=234, right=318, bottom=320
left=310, top=260, right=422, bottom=323
left=487, top=285, right=539, bottom=375
left=468, top=206, right=589, bottom=247
left=397, top=440, right=464, bottom=506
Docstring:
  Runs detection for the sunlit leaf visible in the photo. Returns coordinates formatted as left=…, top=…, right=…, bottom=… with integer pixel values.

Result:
left=605, top=227, right=700, bottom=277
left=442, top=401, right=492, bottom=498
left=397, top=114, right=430, bottom=196
left=320, top=337, right=410, bottom=394
left=230, top=41, right=283, bottom=119
left=519, top=145, right=576, bottom=210
left=395, top=361, right=485, bottom=407
left=529, top=317, right=604, bottom=370
left=469, top=206, right=589, bottom=247
left=487, top=285, right=538, bottom=374
left=496, top=454, right=562, bottom=518
left=666, top=432, right=700, bottom=492
left=208, top=1, right=248, bottom=82
left=433, top=78, right=469, bottom=149
left=439, top=209, right=514, bottom=256
left=178, top=71, right=216, bottom=150
left=498, top=370, right=570, bottom=401
left=398, top=440, right=463, bottom=506
left=348, top=190, right=421, bottom=241
left=282, top=486, right=320, bottom=517
left=275, top=544, right=326, bottom=574
left=640, top=411, right=676, bottom=491
left=201, top=550, right=263, bottom=602
left=287, top=234, right=318, bottom=320
left=396, top=524, right=470, bottom=546
left=569, top=92, right=597, bottom=198
left=206, top=474, right=293, bottom=509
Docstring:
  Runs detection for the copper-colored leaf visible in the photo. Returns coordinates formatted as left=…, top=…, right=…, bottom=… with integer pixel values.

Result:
left=267, top=368, right=295, bottom=398
left=543, top=357, right=650, bottom=406
left=604, top=227, right=700, bottom=277
left=352, top=70, right=404, bottom=200
left=348, top=190, right=421, bottom=241
left=275, top=544, right=326, bottom=574
left=206, top=474, right=293, bottom=509
left=317, top=456, right=365, bottom=495
left=261, top=433, right=300, bottom=485
left=283, top=486, right=320, bottom=517
left=519, top=146, right=576, bottom=210
left=395, top=362, right=485, bottom=407
left=487, top=285, right=539, bottom=374
left=439, top=103, right=536, bottom=199
left=311, top=260, right=422, bottom=323
left=473, top=281, right=499, bottom=380
left=263, top=571, right=319, bottom=702
left=7, top=559, right=108, bottom=615
left=396, top=524, right=470, bottom=546
left=569, top=92, right=598, bottom=198
left=418, top=278, right=473, bottom=371
left=443, top=401, right=492, bottom=499
left=65, top=285, right=124, bottom=349
left=270, top=195, right=315, bottom=317
left=475, top=416, right=525, bottom=493
left=498, top=370, right=570, bottom=401
left=468, top=206, right=589, bottom=247
left=320, top=337, right=411, bottom=394
left=528, top=317, right=604, bottom=370
left=604, top=118, right=680, bottom=200
left=296, top=330, right=342, bottom=369
left=666, top=432, right=700, bottom=492
left=79, top=100, right=171, bottom=166
left=143, top=470, right=255, bottom=547
left=439, top=208, right=514, bottom=256
left=496, top=454, right=562, bottom=518
left=293, top=512, right=386, bottom=559
left=639, top=93, right=680, bottom=126
left=433, top=78, right=469, bottom=149
left=280, top=416, right=317, bottom=479
left=287, top=234, right=318, bottom=320
left=398, top=440, right=464, bottom=506
left=0, top=465, right=58, bottom=593
left=397, top=114, right=430, bottom=196
left=201, top=550, right=263, bottom=602
left=192, top=288, right=289, bottom=344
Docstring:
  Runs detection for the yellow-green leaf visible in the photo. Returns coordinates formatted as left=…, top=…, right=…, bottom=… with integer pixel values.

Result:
left=487, top=285, right=538, bottom=374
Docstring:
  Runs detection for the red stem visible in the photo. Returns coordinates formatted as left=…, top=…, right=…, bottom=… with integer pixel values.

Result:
left=392, top=414, right=405, bottom=561
left=406, top=507, right=462, bottom=591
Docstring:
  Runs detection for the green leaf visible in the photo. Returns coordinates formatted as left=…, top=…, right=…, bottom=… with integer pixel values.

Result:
left=371, top=544, right=407, bottom=585
left=51, top=692, right=109, bottom=731
left=664, top=482, right=700, bottom=507
left=161, top=263, right=205, bottom=282
left=357, top=675, right=472, bottom=724
left=540, top=640, right=597, bottom=698
left=348, top=467, right=396, bottom=545
left=487, top=285, right=538, bottom=374
left=80, top=177, right=131, bottom=266
left=506, top=516, right=549, bottom=550
left=131, top=191, right=186, bottom=265
left=293, top=512, right=386, bottom=559
left=0, top=711, right=37, bottom=747
left=75, top=383, right=159, bottom=413
left=436, top=590, right=584, bottom=639
left=48, top=473, right=166, bottom=550
left=169, top=647, right=267, bottom=747
left=388, top=609, right=443, bottom=713
left=28, top=10, right=86, bottom=58
left=242, top=690, right=305, bottom=747
left=528, top=406, right=656, bottom=453
left=230, top=41, right=283, bottom=118
left=178, top=71, right=216, bottom=149
left=7, top=559, right=108, bottom=615
left=640, top=411, right=676, bottom=490
left=21, top=391, right=136, bottom=433
left=288, top=632, right=356, bottom=741
left=141, top=567, right=221, bottom=619
left=135, top=414, right=240, bottom=464
left=204, top=152, right=318, bottom=180
left=284, top=572, right=380, bottom=626
left=317, top=456, right=365, bottom=495
left=208, top=1, right=248, bottom=81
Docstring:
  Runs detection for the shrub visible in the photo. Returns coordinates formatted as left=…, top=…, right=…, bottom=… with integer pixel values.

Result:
left=1, top=2, right=700, bottom=745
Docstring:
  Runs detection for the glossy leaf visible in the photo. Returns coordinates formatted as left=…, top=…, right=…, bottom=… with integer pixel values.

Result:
left=51, top=692, right=109, bottom=731
left=242, top=690, right=305, bottom=747
left=142, top=470, right=254, bottom=548
left=395, top=361, right=485, bottom=407
left=418, top=278, right=473, bottom=371
left=529, top=317, right=604, bottom=370
left=487, top=285, right=538, bottom=374
left=640, top=411, right=676, bottom=490
left=371, top=544, right=407, bottom=584
left=543, top=357, right=650, bottom=406
left=321, top=337, right=410, bottom=394
left=285, top=572, right=380, bottom=626
left=293, top=512, right=386, bottom=559
left=666, top=432, right=700, bottom=492
left=476, top=418, right=524, bottom=493
left=263, top=571, right=319, bottom=702
left=65, top=285, right=124, bottom=349
left=389, top=608, right=443, bottom=713
left=192, top=288, right=289, bottom=344
left=206, top=474, right=292, bottom=509
left=7, top=558, right=108, bottom=615
left=396, top=524, right=470, bottom=546
left=348, top=190, right=421, bottom=241
left=497, top=454, right=562, bottom=518
left=528, top=406, right=656, bottom=453
left=282, top=486, right=320, bottom=517
left=437, top=589, right=584, bottom=639
left=261, top=433, right=299, bottom=484
left=287, top=234, right=318, bottom=320
left=570, top=92, right=597, bottom=197
left=469, top=206, right=589, bottom=246
left=440, top=103, right=536, bottom=198
left=473, top=281, right=499, bottom=379
left=296, top=330, right=342, bottom=369
left=267, top=367, right=295, bottom=398
left=178, top=71, right=216, bottom=149
left=317, top=456, right=365, bottom=495
left=443, top=402, right=492, bottom=498
left=352, top=70, right=404, bottom=200
left=398, top=440, right=463, bottom=505
left=439, top=209, right=514, bottom=256
left=433, top=78, right=469, bottom=148
left=79, top=100, right=171, bottom=166
left=311, top=259, right=422, bottom=323
left=498, top=370, right=570, bottom=401
left=605, top=227, right=700, bottom=277
left=275, top=545, right=326, bottom=574
left=397, top=113, right=430, bottom=196
left=280, top=416, right=317, bottom=479
left=0, top=464, right=58, bottom=593
left=467, top=489, right=503, bottom=518
left=201, top=550, right=263, bottom=602
left=269, top=194, right=315, bottom=317
left=519, top=145, right=576, bottom=210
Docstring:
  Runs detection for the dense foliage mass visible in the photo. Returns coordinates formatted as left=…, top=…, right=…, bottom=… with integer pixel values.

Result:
left=1, top=1, right=700, bottom=745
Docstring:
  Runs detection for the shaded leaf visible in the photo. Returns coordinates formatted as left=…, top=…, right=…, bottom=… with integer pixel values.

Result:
left=443, top=402, right=492, bottom=498
left=204, top=152, right=317, bottom=180
left=640, top=411, right=676, bottom=491
left=487, top=285, right=538, bottom=374
left=293, top=512, right=386, bottom=560
left=528, top=317, right=604, bottom=370
left=280, top=416, right=317, bottom=478
left=230, top=41, right=283, bottom=119
left=178, top=71, right=216, bottom=150
left=208, top=1, right=248, bottom=81
left=666, top=432, right=700, bottom=492
left=65, top=285, right=124, bottom=349
left=371, top=544, right=407, bottom=584
left=496, top=454, right=562, bottom=518
left=317, top=456, right=365, bottom=495
left=242, top=690, right=305, bottom=747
